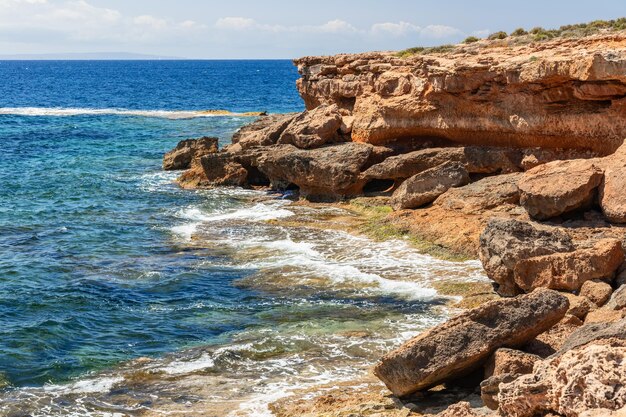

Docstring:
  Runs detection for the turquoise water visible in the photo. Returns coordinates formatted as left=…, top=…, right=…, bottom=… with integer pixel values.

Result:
left=0, top=60, right=487, bottom=415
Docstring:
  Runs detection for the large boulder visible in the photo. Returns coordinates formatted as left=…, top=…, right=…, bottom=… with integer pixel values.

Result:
left=256, top=143, right=388, bottom=200
left=390, top=161, right=470, bottom=210
left=199, top=153, right=249, bottom=187
left=232, top=113, right=299, bottom=149
left=513, top=239, right=624, bottom=292
left=599, top=148, right=626, bottom=223
left=518, top=159, right=604, bottom=220
left=163, top=137, right=219, bottom=170
left=277, top=104, right=343, bottom=149
left=479, top=218, right=575, bottom=296
left=360, top=146, right=522, bottom=183
left=434, top=173, right=522, bottom=214
left=372, top=288, right=568, bottom=397
left=498, top=339, right=626, bottom=417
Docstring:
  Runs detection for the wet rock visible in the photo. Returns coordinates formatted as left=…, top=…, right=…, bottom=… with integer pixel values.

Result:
left=479, top=218, right=575, bottom=296
left=232, top=113, right=299, bottom=149
left=390, top=162, right=470, bottom=210
left=513, top=239, right=624, bottom=292
left=434, top=173, right=522, bottom=214
left=580, top=280, right=613, bottom=307
left=163, top=137, right=219, bottom=170
left=277, top=104, right=343, bottom=149
left=498, top=339, right=626, bottom=417
left=518, top=159, right=604, bottom=220
left=373, top=288, right=568, bottom=397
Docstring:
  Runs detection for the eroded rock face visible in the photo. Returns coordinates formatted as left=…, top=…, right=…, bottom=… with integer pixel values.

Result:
left=295, top=34, right=626, bottom=154
left=163, top=137, right=219, bottom=170
left=231, top=113, right=299, bottom=150
left=599, top=144, right=626, bottom=223
left=517, top=159, right=604, bottom=220
left=513, top=239, right=624, bottom=292
left=277, top=104, right=343, bottom=149
left=498, top=339, right=626, bottom=417
left=580, top=280, right=614, bottom=307
left=255, top=143, right=389, bottom=200
left=479, top=219, right=575, bottom=296
left=390, top=161, right=469, bottom=210
left=434, top=173, right=522, bottom=214
left=199, top=153, right=249, bottom=187
left=373, top=288, right=568, bottom=397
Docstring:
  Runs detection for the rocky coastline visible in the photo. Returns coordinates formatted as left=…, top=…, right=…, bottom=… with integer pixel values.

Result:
left=164, top=29, right=626, bottom=416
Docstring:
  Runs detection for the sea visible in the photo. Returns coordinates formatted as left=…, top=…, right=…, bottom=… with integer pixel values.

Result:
left=0, top=60, right=486, bottom=416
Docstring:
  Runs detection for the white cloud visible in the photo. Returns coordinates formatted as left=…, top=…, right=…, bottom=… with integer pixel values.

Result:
left=134, top=15, right=167, bottom=30
left=420, top=24, right=463, bottom=38
left=371, top=21, right=421, bottom=36
left=315, top=19, right=357, bottom=34
left=215, top=17, right=256, bottom=30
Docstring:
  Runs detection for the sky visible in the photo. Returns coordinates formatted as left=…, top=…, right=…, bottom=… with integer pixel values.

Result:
left=0, top=0, right=624, bottom=58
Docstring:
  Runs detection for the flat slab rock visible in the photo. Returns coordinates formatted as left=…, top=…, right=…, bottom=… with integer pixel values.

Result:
left=373, top=288, right=568, bottom=397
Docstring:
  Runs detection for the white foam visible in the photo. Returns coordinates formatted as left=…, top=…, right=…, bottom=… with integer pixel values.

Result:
left=0, top=107, right=260, bottom=119
left=171, top=202, right=294, bottom=241
left=159, top=353, right=216, bottom=375
left=43, top=376, right=123, bottom=395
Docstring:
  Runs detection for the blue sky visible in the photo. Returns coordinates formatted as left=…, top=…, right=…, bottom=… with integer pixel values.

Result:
left=0, top=0, right=624, bottom=58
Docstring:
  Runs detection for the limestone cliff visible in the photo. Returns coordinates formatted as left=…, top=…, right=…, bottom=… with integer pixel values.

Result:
left=295, top=32, right=626, bottom=154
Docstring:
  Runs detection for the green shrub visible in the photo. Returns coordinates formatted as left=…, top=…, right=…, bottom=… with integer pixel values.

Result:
left=488, top=31, right=508, bottom=40
left=463, top=36, right=480, bottom=44
left=529, top=26, right=545, bottom=34
left=511, top=28, right=528, bottom=36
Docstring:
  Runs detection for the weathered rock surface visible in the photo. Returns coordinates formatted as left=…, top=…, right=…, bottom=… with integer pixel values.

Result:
left=277, top=104, right=343, bottom=149
left=163, top=137, right=218, bottom=170
left=434, top=173, right=522, bottom=214
left=563, top=293, right=597, bottom=320
left=255, top=143, right=389, bottom=200
left=484, top=348, right=540, bottom=379
left=498, top=339, right=626, bottom=417
left=199, top=153, right=249, bottom=187
left=513, top=239, right=624, bottom=292
left=390, top=162, right=469, bottom=210
left=479, top=218, right=575, bottom=296
left=231, top=113, right=298, bottom=149
left=373, top=288, right=568, bottom=397
left=524, top=314, right=584, bottom=357
left=557, top=318, right=626, bottom=354
left=599, top=144, right=626, bottom=223
left=580, top=280, right=613, bottom=307
left=295, top=34, right=626, bottom=153
left=518, top=159, right=604, bottom=220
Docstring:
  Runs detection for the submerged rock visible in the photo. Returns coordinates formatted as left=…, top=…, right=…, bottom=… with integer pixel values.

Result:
left=373, top=288, right=568, bottom=397
left=390, top=161, right=469, bottom=210
left=163, top=137, right=218, bottom=170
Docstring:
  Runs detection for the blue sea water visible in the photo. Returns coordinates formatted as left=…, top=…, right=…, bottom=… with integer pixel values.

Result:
left=0, top=60, right=303, bottom=387
left=0, top=60, right=485, bottom=414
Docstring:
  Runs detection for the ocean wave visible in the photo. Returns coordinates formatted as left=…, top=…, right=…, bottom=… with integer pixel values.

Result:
left=0, top=107, right=264, bottom=119
left=171, top=201, right=294, bottom=240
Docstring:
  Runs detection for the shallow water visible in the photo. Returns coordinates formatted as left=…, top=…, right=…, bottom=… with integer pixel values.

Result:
left=0, top=60, right=488, bottom=415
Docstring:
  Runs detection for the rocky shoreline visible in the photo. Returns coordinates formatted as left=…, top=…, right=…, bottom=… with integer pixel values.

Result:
left=164, top=29, right=626, bottom=416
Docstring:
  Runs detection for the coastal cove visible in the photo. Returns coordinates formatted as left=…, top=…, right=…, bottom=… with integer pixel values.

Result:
left=2, top=22, right=626, bottom=417
left=0, top=60, right=488, bottom=415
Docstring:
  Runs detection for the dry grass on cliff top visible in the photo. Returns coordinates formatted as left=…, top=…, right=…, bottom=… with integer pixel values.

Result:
left=397, top=17, right=626, bottom=57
